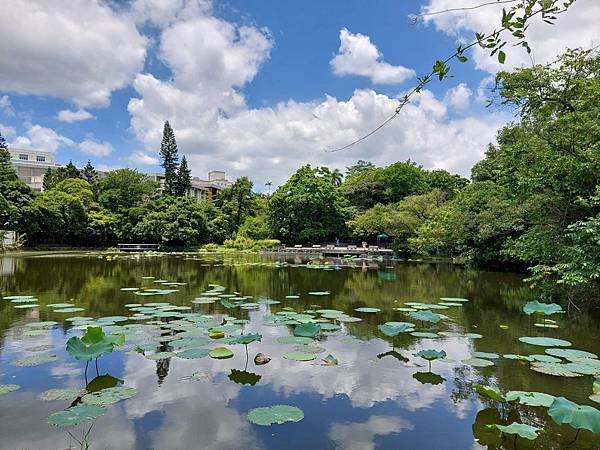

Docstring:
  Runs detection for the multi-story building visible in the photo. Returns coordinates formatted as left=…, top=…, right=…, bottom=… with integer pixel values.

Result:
left=146, top=170, right=233, bottom=201
left=8, top=149, right=60, bottom=190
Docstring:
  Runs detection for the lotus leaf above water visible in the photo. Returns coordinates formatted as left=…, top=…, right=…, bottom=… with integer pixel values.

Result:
left=66, top=326, right=118, bottom=361
left=247, top=405, right=304, bottom=426
left=522, top=300, right=564, bottom=316
left=486, top=422, right=542, bottom=440
left=548, top=396, right=600, bottom=434
left=47, top=404, right=106, bottom=427
left=294, top=323, right=321, bottom=338
left=408, top=310, right=448, bottom=323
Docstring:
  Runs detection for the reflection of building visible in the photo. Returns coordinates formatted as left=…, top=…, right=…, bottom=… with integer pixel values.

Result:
left=146, top=170, right=233, bottom=201
left=8, top=149, right=60, bottom=190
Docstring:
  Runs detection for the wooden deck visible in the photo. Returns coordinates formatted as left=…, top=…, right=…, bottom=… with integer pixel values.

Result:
left=261, top=246, right=394, bottom=257
left=118, top=243, right=161, bottom=252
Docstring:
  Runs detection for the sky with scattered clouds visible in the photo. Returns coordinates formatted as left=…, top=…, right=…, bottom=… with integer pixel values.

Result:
left=0, top=0, right=598, bottom=187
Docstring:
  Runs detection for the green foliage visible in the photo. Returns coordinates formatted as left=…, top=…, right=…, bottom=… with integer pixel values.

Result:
left=99, top=169, right=158, bottom=212
left=216, top=177, right=257, bottom=237
left=159, top=120, right=179, bottom=195
left=175, top=155, right=192, bottom=196
left=268, top=165, right=348, bottom=244
left=66, top=326, right=117, bottom=361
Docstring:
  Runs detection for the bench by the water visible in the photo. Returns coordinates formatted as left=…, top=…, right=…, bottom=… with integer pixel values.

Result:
left=118, top=243, right=161, bottom=252
left=261, top=245, right=393, bottom=257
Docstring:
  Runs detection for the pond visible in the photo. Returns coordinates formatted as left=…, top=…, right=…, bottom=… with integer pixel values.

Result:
left=0, top=252, right=599, bottom=449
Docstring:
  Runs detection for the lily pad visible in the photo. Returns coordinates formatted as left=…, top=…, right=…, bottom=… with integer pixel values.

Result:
left=530, top=362, right=582, bottom=377
left=11, top=354, right=57, bottom=366
left=378, top=323, right=412, bottom=337
left=487, top=422, right=541, bottom=440
left=247, top=405, right=304, bottom=426
left=410, top=331, right=438, bottom=338
left=523, top=300, right=563, bottom=316
left=232, top=334, right=262, bottom=345
left=440, top=297, right=469, bottom=302
left=505, top=391, right=555, bottom=407
left=308, top=291, right=330, bottom=296
left=277, top=336, right=313, bottom=345
left=322, top=354, right=338, bottom=366
left=548, top=396, right=600, bottom=433
left=47, top=404, right=106, bottom=427
left=475, top=384, right=506, bottom=403
left=294, top=323, right=321, bottom=338
left=0, top=384, right=20, bottom=395
left=81, top=386, right=137, bottom=406
left=545, top=348, right=597, bottom=360
left=209, top=347, right=234, bottom=359
left=40, top=388, right=86, bottom=401
left=519, top=336, right=571, bottom=347
left=354, top=307, right=381, bottom=313
left=145, top=351, right=176, bottom=360
left=177, top=348, right=211, bottom=359
left=463, top=358, right=494, bottom=367
left=408, top=310, right=447, bottom=323
left=283, top=351, right=316, bottom=361
left=472, top=352, right=500, bottom=359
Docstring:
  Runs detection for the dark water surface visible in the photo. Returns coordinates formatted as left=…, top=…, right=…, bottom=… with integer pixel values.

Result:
left=0, top=252, right=599, bottom=450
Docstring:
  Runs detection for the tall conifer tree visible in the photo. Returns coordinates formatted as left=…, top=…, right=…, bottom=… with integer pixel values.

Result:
left=159, top=121, right=179, bottom=195
left=176, top=155, right=192, bottom=196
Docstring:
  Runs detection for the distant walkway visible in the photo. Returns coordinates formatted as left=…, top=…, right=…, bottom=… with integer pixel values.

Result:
left=261, top=245, right=393, bottom=257
left=118, top=243, right=161, bottom=252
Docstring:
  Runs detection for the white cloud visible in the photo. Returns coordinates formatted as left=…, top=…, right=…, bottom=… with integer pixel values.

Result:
left=130, top=0, right=212, bottom=28
left=129, top=150, right=160, bottom=166
left=57, top=109, right=94, bottom=123
left=11, top=124, right=74, bottom=153
left=0, top=123, right=16, bottom=140
left=329, top=416, right=414, bottom=450
left=331, top=28, right=415, bottom=84
left=444, top=83, right=472, bottom=109
left=78, top=139, right=113, bottom=157
left=421, top=0, right=600, bottom=72
left=0, top=0, right=147, bottom=108
left=0, top=95, right=14, bottom=116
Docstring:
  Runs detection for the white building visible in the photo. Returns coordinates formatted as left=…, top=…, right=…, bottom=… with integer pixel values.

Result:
left=8, top=149, right=60, bottom=190
left=146, top=170, right=233, bottom=201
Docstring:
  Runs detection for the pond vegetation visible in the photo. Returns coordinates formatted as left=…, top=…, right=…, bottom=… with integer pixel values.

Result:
left=0, top=252, right=599, bottom=449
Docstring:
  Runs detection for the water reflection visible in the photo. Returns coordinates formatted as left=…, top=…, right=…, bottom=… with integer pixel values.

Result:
left=0, top=252, right=599, bottom=449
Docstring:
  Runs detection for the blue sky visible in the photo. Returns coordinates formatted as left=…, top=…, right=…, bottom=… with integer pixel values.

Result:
left=0, top=0, right=597, bottom=187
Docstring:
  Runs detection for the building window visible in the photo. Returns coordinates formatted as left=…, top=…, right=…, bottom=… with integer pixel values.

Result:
left=19, top=154, right=29, bottom=161
left=36, top=155, right=46, bottom=162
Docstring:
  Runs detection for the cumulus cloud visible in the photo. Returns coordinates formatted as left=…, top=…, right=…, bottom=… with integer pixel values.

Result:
left=330, top=28, right=415, bottom=84
left=444, top=83, right=472, bottom=109
left=0, top=123, right=16, bottom=140
left=0, top=95, right=14, bottom=116
left=129, top=150, right=160, bottom=166
left=127, top=6, right=503, bottom=187
left=421, top=0, right=600, bottom=72
left=0, top=0, right=147, bottom=108
left=57, top=109, right=95, bottom=123
left=11, top=124, right=74, bottom=153
left=329, top=415, right=414, bottom=450
left=78, top=139, right=113, bottom=157
left=130, top=0, right=212, bottom=28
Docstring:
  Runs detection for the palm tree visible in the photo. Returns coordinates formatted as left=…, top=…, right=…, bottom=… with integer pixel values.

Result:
left=265, top=180, right=273, bottom=195
left=330, top=169, right=343, bottom=186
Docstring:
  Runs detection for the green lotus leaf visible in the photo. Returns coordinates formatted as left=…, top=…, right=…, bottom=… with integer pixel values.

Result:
left=354, top=307, right=381, bottom=313
left=47, top=303, right=75, bottom=308
left=40, top=388, right=86, bottom=401
left=472, top=352, right=500, bottom=359
left=293, top=323, right=321, bottom=338
left=81, top=386, right=137, bottom=406
left=503, top=354, right=532, bottom=361
left=277, top=336, right=313, bottom=345
left=410, top=331, right=438, bottom=338
left=534, top=323, right=559, bottom=328
left=548, top=397, right=600, bottom=433
left=47, top=404, right=106, bottom=427
left=120, top=287, right=139, bottom=291
left=408, top=310, right=447, bottom=323
left=11, top=354, right=57, bottom=366
left=307, top=291, right=330, bottom=296
left=565, top=362, right=600, bottom=376
left=145, top=351, right=176, bottom=360
left=336, top=316, right=362, bottom=323
left=414, top=349, right=446, bottom=361
left=545, top=348, right=598, bottom=360
left=209, top=347, right=234, bottom=359
left=475, top=384, right=506, bottom=403
left=519, top=336, right=571, bottom=347
left=231, top=334, right=262, bottom=345
left=378, top=323, right=412, bottom=337
left=66, top=327, right=114, bottom=361
left=283, top=351, right=316, bottom=361
left=529, top=354, right=562, bottom=363
left=319, top=323, right=341, bottom=331
left=463, top=357, right=494, bottom=367
left=209, top=330, right=225, bottom=339
left=177, top=348, right=211, bottom=359
left=439, top=297, right=469, bottom=302
left=322, top=354, right=338, bottom=365
left=3, top=295, right=35, bottom=300
left=247, top=405, right=304, bottom=426
left=0, top=384, right=20, bottom=395
left=505, top=391, right=555, bottom=407
left=486, top=422, right=541, bottom=440
left=523, top=300, right=563, bottom=316
left=530, top=362, right=582, bottom=377
left=54, top=307, right=85, bottom=313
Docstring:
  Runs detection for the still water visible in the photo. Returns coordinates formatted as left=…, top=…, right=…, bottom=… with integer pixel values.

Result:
left=0, top=252, right=599, bottom=450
